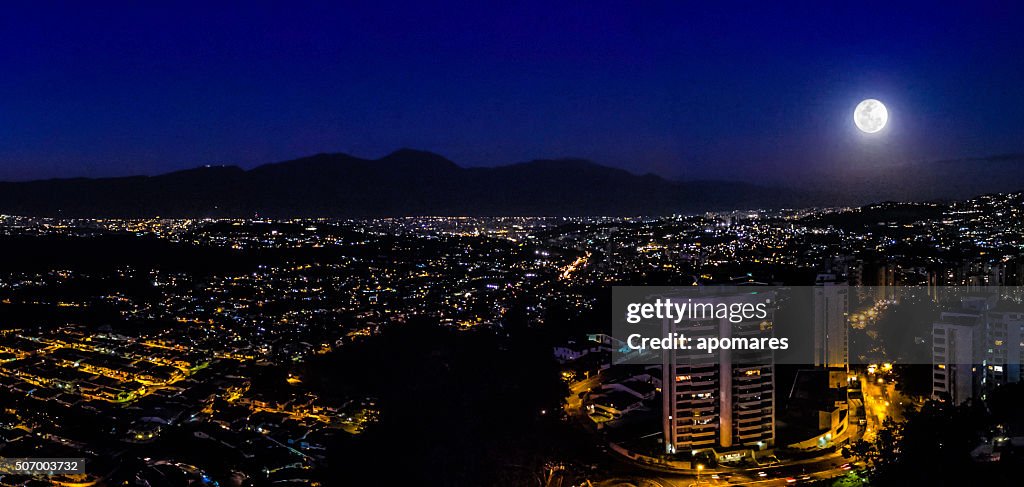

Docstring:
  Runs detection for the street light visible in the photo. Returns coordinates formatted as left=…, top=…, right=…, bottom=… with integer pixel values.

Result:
left=697, top=464, right=704, bottom=484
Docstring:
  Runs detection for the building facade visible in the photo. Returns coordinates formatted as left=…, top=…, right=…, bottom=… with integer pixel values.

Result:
left=932, top=295, right=1024, bottom=405
left=661, top=291, right=775, bottom=455
left=813, top=274, right=849, bottom=370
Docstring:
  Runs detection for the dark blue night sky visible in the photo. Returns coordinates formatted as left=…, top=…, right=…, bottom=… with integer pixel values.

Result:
left=1, top=1, right=1022, bottom=184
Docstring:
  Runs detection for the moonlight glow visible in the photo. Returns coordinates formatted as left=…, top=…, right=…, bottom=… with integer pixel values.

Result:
left=854, top=99, right=888, bottom=133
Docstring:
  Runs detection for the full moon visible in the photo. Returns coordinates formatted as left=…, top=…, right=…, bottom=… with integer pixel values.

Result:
left=854, top=99, right=888, bottom=133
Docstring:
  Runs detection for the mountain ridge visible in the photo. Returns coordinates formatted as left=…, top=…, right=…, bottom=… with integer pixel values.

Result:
left=0, top=150, right=824, bottom=217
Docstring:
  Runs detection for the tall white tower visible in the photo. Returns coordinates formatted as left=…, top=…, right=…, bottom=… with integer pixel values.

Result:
left=661, top=291, right=775, bottom=455
left=813, top=274, right=849, bottom=371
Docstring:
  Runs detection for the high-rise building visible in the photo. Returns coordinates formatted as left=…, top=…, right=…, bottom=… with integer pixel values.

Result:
left=661, top=291, right=775, bottom=457
left=813, top=274, right=849, bottom=370
left=988, top=308, right=1024, bottom=384
left=782, top=275, right=852, bottom=450
left=932, top=295, right=1024, bottom=405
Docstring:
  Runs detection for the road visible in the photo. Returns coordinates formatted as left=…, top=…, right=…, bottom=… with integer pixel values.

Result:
left=566, top=374, right=602, bottom=415
left=594, top=454, right=856, bottom=486
left=859, top=372, right=904, bottom=441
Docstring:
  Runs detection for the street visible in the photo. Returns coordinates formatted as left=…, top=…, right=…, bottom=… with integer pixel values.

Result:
left=859, top=369, right=905, bottom=441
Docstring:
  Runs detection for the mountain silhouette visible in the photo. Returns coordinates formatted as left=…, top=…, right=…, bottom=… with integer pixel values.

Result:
left=0, top=149, right=818, bottom=217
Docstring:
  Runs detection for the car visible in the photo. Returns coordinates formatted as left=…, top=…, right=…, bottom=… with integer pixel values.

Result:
left=758, top=471, right=768, bottom=477
left=786, top=477, right=797, bottom=483
left=841, top=463, right=852, bottom=470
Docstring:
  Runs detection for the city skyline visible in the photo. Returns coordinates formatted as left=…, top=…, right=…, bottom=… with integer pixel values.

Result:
left=3, top=192, right=1024, bottom=485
